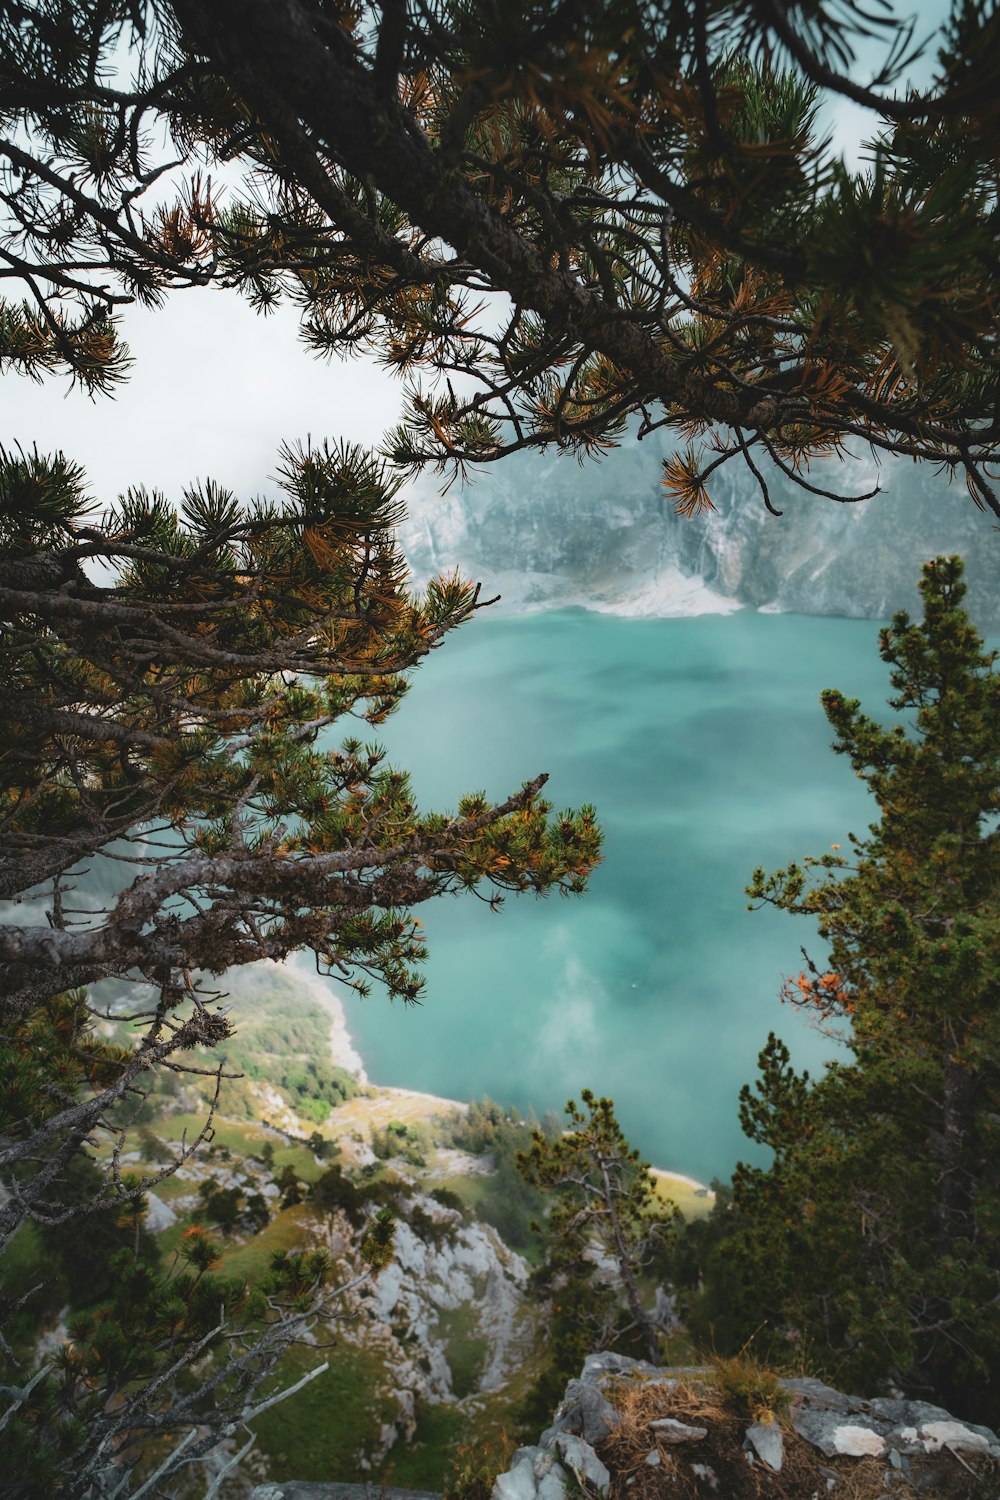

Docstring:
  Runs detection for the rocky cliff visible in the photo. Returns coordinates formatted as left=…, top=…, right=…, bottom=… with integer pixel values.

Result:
left=400, top=435, right=1000, bottom=626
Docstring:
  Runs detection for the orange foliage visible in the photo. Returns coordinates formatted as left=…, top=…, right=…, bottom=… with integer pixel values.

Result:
left=782, top=969, right=852, bottom=1019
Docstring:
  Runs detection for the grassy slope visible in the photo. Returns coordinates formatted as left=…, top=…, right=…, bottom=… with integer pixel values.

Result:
left=251, top=1342, right=399, bottom=1483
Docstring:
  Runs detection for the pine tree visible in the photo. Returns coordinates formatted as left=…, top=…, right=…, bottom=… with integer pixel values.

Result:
left=0, top=441, right=599, bottom=1015
left=518, top=1090, right=674, bottom=1367
left=682, top=557, right=1000, bottom=1420
left=0, top=430, right=598, bottom=1492
left=0, top=438, right=599, bottom=1245
left=3, top=3, right=1000, bottom=512
left=0, top=1212, right=397, bottom=1500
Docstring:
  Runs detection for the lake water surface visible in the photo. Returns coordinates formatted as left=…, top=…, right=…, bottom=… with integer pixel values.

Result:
left=332, top=607, right=898, bottom=1184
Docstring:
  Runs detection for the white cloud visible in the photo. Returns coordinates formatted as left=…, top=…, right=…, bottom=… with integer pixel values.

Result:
left=2, top=289, right=403, bottom=503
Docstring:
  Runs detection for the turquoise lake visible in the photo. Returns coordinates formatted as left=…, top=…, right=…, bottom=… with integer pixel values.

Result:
left=331, top=607, right=900, bottom=1185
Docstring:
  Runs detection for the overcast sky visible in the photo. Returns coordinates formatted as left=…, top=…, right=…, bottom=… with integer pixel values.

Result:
left=1, top=293, right=404, bottom=505
left=1, top=1, right=952, bottom=509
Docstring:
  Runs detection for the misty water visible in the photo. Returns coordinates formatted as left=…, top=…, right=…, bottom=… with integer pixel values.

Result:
left=327, top=607, right=899, bottom=1185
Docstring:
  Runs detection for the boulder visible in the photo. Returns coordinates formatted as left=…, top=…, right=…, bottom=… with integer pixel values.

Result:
left=143, top=1191, right=177, bottom=1234
left=250, top=1488, right=441, bottom=1500
left=492, top=1445, right=568, bottom=1500
left=744, top=1418, right=784, bottom=1471
left=648, top=1417, right=708, bottom=1444
left=785, top=1375, right=1000, bottom=1464
left=487, top=1354, right=1000, bottom=1500
left=543, top=1379, right=621, bottom=1446
left=553, top=1432, right=611, bottom=1495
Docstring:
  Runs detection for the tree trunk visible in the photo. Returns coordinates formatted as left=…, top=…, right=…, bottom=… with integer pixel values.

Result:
left=937, top=1052, right=974, bottom=1244
left=600, top=1161, right=660, bottom=1365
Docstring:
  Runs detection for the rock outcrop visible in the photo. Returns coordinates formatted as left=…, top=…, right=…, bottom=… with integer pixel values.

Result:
left=246, top=1351, right=1000, bottom=1500
left=364, top=1194, right=535, bottom=1405
left=400, top=434, right=1000, bottom=627
left=251, top=1487, right=441, bottom=1500
left=488, top=1353, right=1000, bottom=1500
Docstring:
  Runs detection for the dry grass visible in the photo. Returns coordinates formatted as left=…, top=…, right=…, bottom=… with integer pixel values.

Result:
left=599, top=1378, right=827, bottom=1500
left=327, top=1086, right=464, bottom=1140
left=596, top=1377, right=1000, bottom=1500
left=831, top=1457, right=916, bottom=1500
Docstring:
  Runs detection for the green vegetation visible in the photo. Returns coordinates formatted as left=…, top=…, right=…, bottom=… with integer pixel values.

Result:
left=519, top=1091, right=676, bottom=1366
left=157, top=1114, right=325, bottom=1183
left=0, top=1223, right=63, bottom=1354
left=443, top=1099, right=552, bottom=1253
left=191, top=966, right=360, bottom=1123
left=437, top=1302, right=490, bottom=1399
left=673, top=558, right=1000, bottom=1424
left=372, top=1118, right=429, bottom=1166
left=709, top=1353, right=793, bottom=1423
left=248, top=1340, right=399, bottom=1481
left=513, top=1093, right=676, bottom=1437
left=0, top=1216, right=347, bottom=1500
left=389, top=1403, right=470, bottom=1491
left=0, top=420, right=597, bottom=1500
left=389, top=1396, right=519, bottom=1496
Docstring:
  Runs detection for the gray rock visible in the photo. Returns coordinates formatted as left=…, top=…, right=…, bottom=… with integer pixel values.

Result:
left=250, top=1489, right=442, bottom=1500
left=544, top=1380, right=621, bottom=1447
left=495, top=1441, right=569, bottom=1500
left=791, top=1404, right=863, bottom=1452
left=785, top=1376, right=1000, bottom=1465
left=553, top=1433, right=611, bottom=1495
left=493, top=1453, right=543, bottom=1500
left=535, top=1466, right=568, bottom=1500
left=781, top=1377, right=858, bottom=1415
left=487, top=1354, right=1000, bottom=1500
left=581, top=1352, right=661, bottom=1385
left=144, top=1191, right=177, bottom=1234
left=744, top=1420, right=783, bottom=1472
left=531, top=1447, right=562, bottom=1480
left=648, top=1417, right=707, bottom=1444
left=910, top=1419, right=996, bottom=1454
left=869, top=1397, right=935, bottom=1425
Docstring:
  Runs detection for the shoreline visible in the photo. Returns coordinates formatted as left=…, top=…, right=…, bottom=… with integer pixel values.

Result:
left=650, top=1166, right=715, bottom=1199
left=283, top=956, right=715, bottom=1197
left=283, top=954, right=370, bottom=1085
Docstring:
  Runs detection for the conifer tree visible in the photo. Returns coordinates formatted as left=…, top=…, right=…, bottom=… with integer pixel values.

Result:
left=0, top=403, right=598, bottom=1496
left=0, top=442, right=599, bottom=1016
left=0, top=438, right=599, bottom=1248
left=0, top=1210, right=397, bottom=1500
left=518, top=1090, right=673, bottom=1366
left=680, top=557, right=1000, bottom=1421
left=2, top=2, right=1000, bottom=513
left=1, top=985, right=400, bottom=1498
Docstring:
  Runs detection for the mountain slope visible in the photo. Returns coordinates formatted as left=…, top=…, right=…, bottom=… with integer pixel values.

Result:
left=400, top=438, right=998, bottom=626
